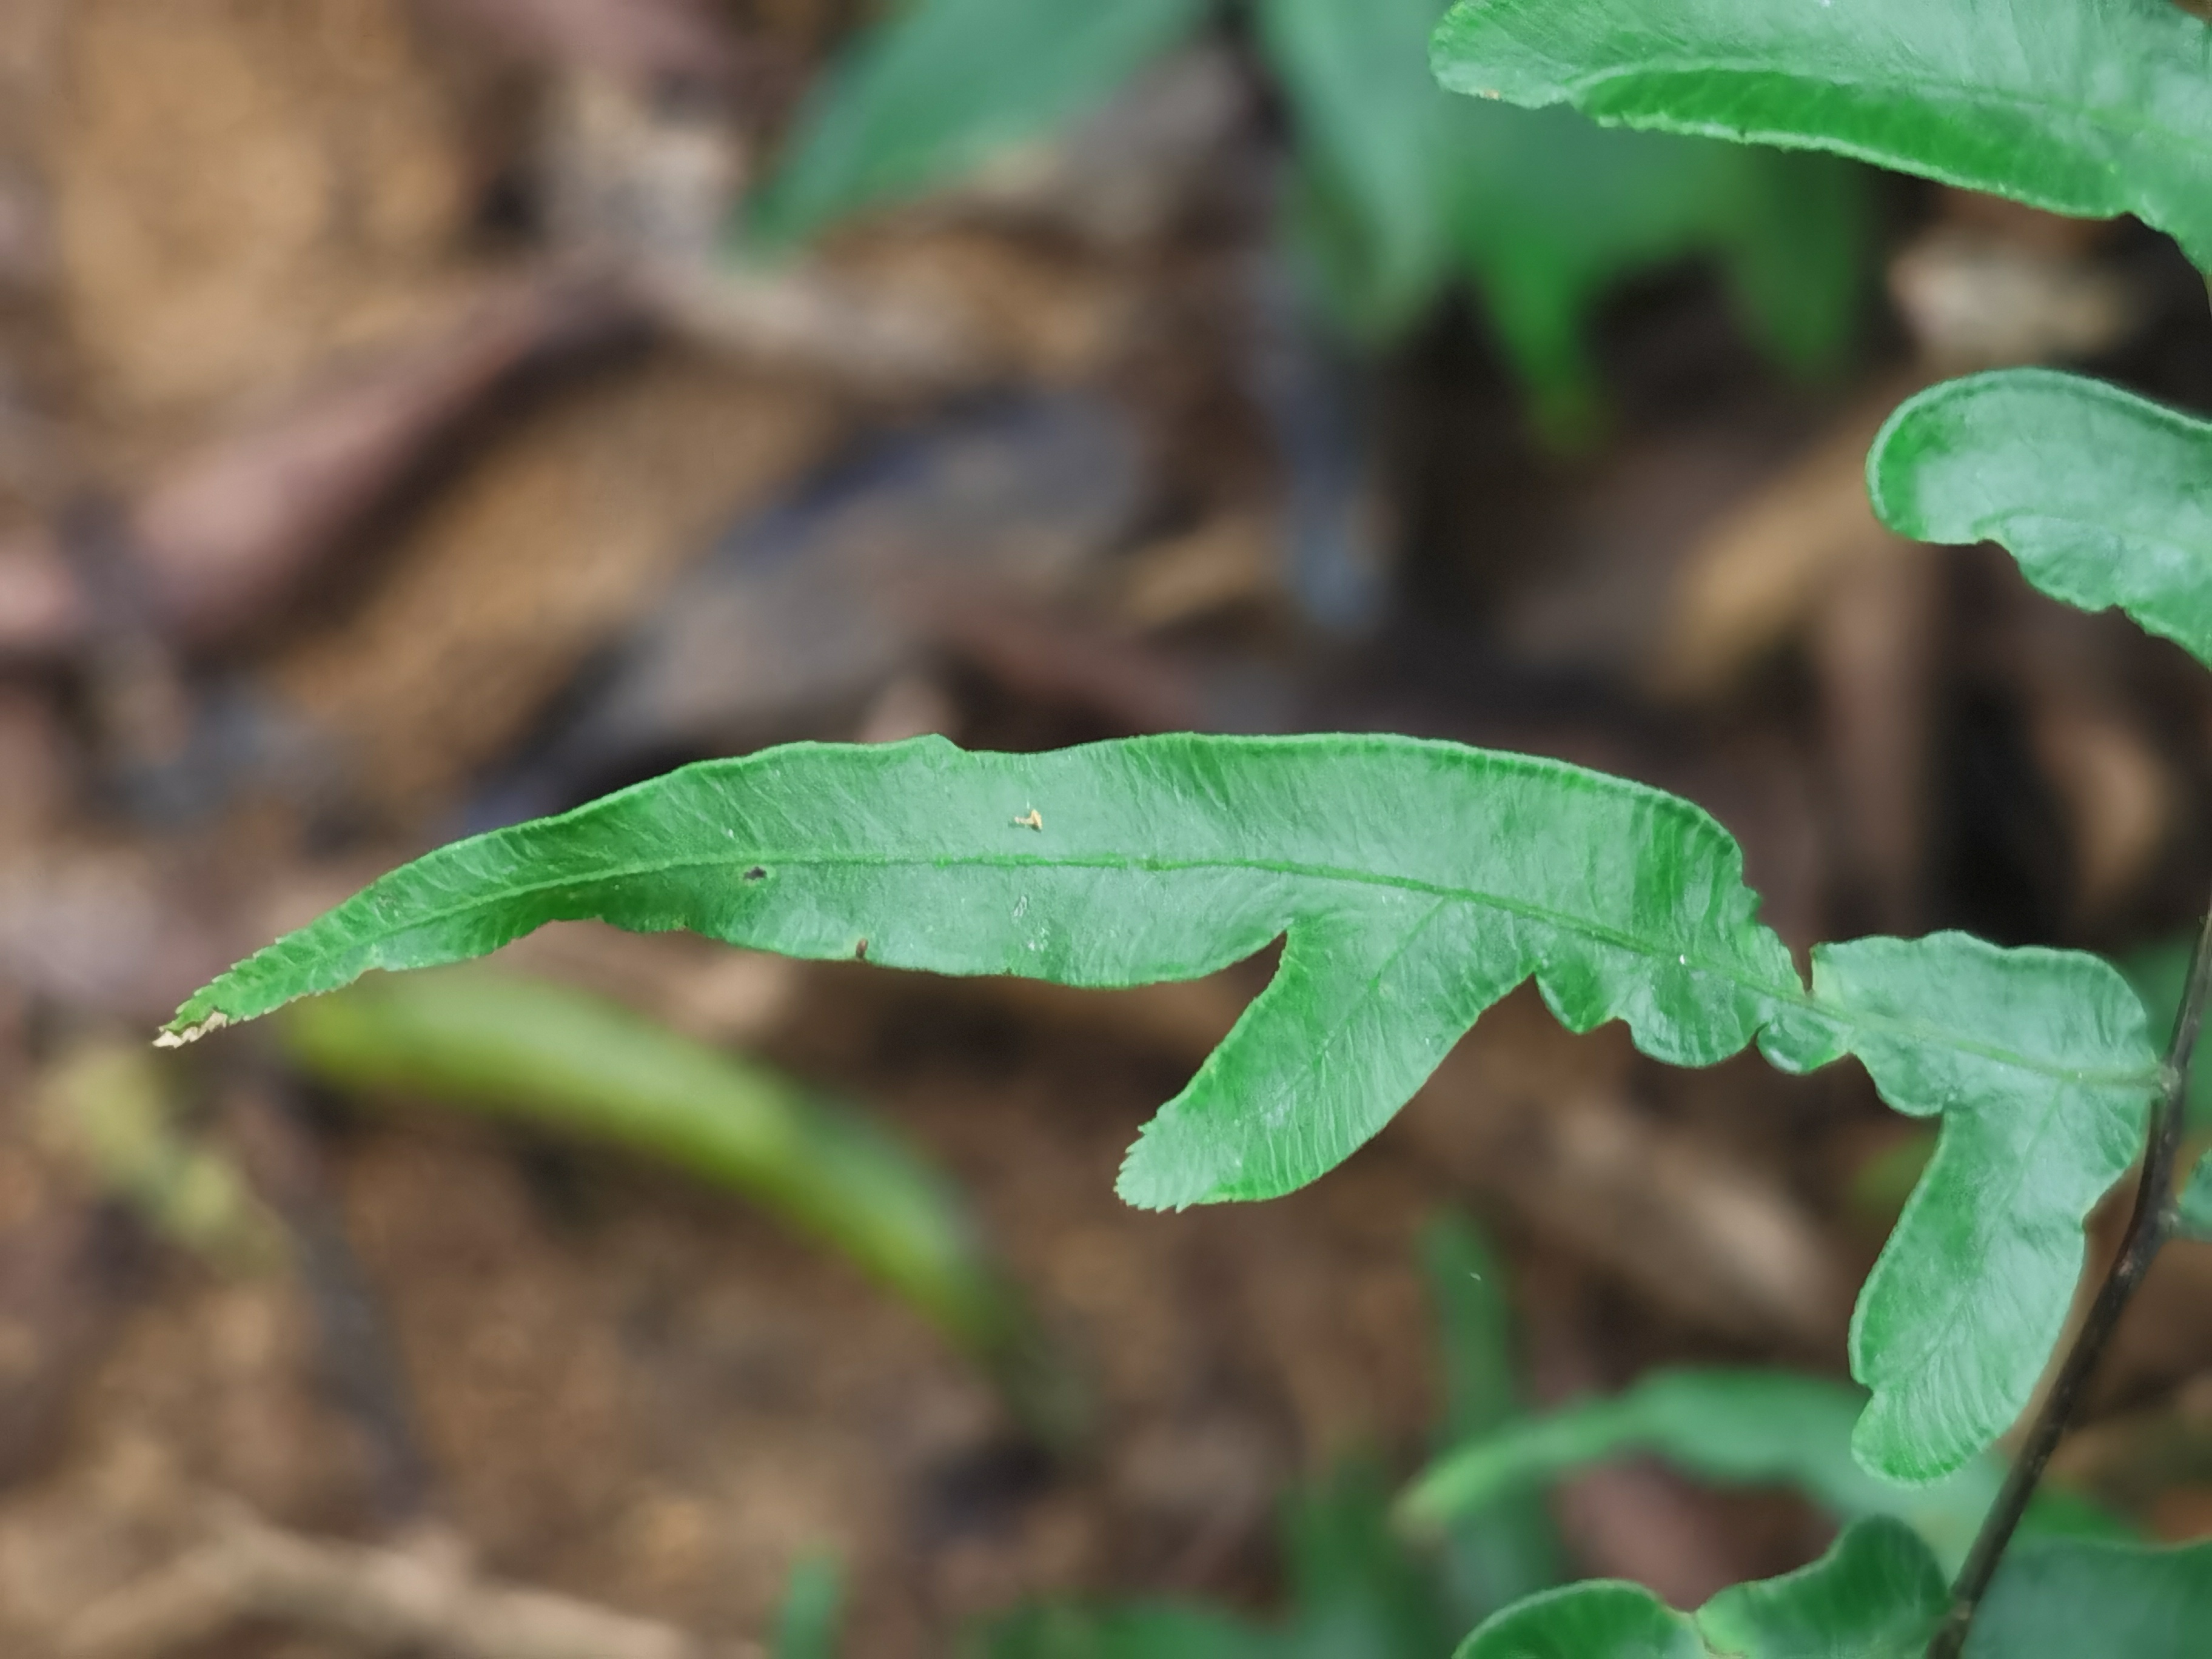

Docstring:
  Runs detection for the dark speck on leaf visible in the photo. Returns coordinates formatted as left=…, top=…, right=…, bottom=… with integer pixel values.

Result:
left=743, top=865, right=767, bottom=881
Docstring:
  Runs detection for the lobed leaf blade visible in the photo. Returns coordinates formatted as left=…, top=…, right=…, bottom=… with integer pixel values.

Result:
left=163, top=734, right=2159, bottom=1482
left=1787, top=935, right=2153, bottom=1484
left=1868, top=369, right=2212, bottom=670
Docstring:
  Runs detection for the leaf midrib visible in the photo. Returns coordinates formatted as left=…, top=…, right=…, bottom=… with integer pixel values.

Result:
left=278, top=843, right=2157, bottom=1090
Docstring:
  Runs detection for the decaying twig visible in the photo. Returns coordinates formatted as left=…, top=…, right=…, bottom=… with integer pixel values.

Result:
left=61, top=1500, right=764, bottom=1659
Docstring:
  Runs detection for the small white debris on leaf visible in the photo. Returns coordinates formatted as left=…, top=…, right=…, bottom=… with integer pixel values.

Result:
left=1013, top=808, right=1044, bottom=831
left=153, top=1009, right=230, bottom=1048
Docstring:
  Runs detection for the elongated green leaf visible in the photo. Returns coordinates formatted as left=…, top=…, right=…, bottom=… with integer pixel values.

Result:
left=746, top=0, right=1203, bottom=246
left=1781, top=934, right=2151, bottom=1482
left=1966, top=1535, right=2212, bottom=1658
left=1260, top=0, right=1462, bottom=335
left=772, top=1555, right=845, bottom=1659
left=1421, top=1215, right=1563, bottom=1623
left=1430, top=0, right=2212, bottom=270
left=277, top=967, right=1072, bottom=1435
left=164, top=734, right=2157, bottom=1481
left=1455, top=1518, right=1946, bottom=1659
left=1869, top=369, right=2212, bottom=669
left=1398, top=1367, right=2120, bottom=1573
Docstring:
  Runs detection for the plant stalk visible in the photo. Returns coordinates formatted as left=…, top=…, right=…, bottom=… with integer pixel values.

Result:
left=1925, top=893, right=2212, bottom=1659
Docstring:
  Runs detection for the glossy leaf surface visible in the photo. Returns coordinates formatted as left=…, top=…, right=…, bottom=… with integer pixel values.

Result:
left=1430, top=0, right=2212, bottom=269
left=747, top=0, right=1201, bottom=245
left=1869, top=369, right=2212, bottom=669
left=167, top=734, right=2158, bottom=1481
left=1455, top=1518, right=1946, bottom=1658
left=1400, top=1367, right=2118, bottom=1572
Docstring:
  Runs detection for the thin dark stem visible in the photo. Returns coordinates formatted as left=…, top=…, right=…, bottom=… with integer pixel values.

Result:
left=1925, top=893, right=2212, bottom=1659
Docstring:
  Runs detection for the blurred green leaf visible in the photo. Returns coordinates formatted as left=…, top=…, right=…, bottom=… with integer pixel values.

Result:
left=1258, top=0, right=1463, bottom=336
left=1430, top=0, right=2212, bottom=271
left=1399, top=1367, right=2122, bottom=1575
left=1420, top=1215, right=1562, bottom=1622
left=747, top=0, right=1204, bottom=246
left=279, top=968, right=1075, bottom=1438
left=2177, top=1151, right=2212, bottom=1242
left=1441, top=100, right=1862, bottom=440
left=1965, top=1535, right=2212, bottom=1657
left=978, top=1605, right=1269, bottom=1659
left=981, top=1213, right=1552, bottom=1659
left=773, top=1554, right=845, bottom=1659
left=1456, top=1518, right=1946, bottom=1658
left=2117, top=939, right=2210, bottom=1128
left=37, top=1042, right=284, bottom=1273
left=1870, top=370, right=2212, bottom=671
left=1279, top=1463, right=1464, bottom=1659
left=1260, top=0, right=1863, bottom=435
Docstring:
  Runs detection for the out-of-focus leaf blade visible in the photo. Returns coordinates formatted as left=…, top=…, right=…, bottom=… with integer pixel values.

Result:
left=1420, top=1214, right=1563, bottom=1621
left=748, top=0, right=1203, bottom=246
left=1259, top=0, right=1863, bottom=427
left=1869, top=369, right=2212, bottom=669
left=1279, top=1462, right=1462, bottom=1658
left=1967, top=1535, right=2212, bottom=1658
left=37, top=1042, right=285, bottom=1273
left=1429, top=0, right=2212, bottom=270
left=1456, top=1518, right=1945, bottom=1658
left=1259, top=0, right=1461, bottom=336
left=2177, top=1151, right=2212, bottom=1241
left=1398, top=1367, right=2121, bottom=1574
left=979, top=1604, right=1270, bottom=1659
left=168, top=733, right=2158, bottom=1482
left=2118, top=940, right=2212, bottom=1126
left=772, top=1555, right=845, bottom=1659
left=278, top=968, right=1067, bottom=1431
left=1442, top=101, right=1863, bottom=437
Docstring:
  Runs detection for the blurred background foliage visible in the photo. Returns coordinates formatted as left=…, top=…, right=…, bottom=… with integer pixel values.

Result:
left=3, top=0, right=2212, bottom=1655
